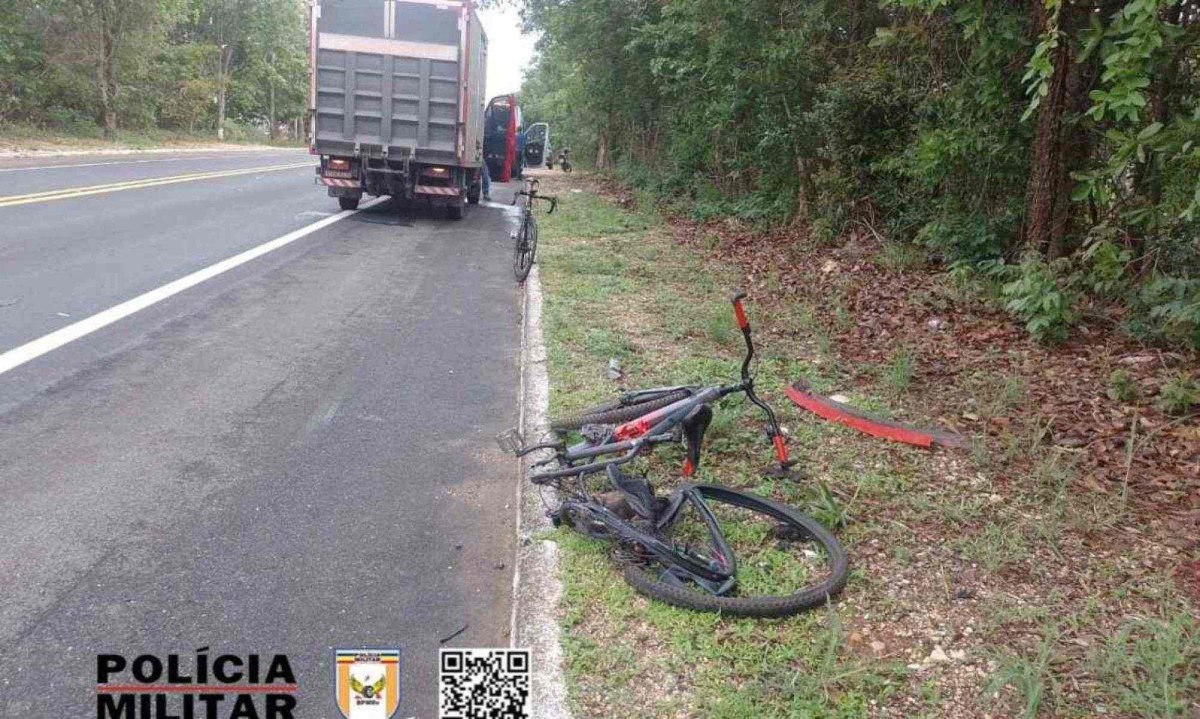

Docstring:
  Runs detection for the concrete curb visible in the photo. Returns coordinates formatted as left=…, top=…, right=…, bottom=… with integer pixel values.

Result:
left=510, top=265, right=573, bottom=719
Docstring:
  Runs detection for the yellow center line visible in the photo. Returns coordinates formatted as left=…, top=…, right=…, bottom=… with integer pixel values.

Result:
left=0, top=162, right=314, bottom=208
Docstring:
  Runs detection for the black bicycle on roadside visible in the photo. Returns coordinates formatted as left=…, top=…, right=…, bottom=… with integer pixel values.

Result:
left=498, top=293, right=848, bottom=617
left=511, top=178, right=556, bottom=282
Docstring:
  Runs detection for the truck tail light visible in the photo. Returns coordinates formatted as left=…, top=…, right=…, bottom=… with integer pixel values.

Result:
left=328, top=158, right=350, bottom=171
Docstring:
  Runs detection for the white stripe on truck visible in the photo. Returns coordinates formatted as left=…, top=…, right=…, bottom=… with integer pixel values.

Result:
left=317, top=33, right=457, bottom=62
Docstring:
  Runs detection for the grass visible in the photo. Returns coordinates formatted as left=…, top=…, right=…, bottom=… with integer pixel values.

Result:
left=985, top=624, right=1058, bottom=718
left=535, top=181, right=900, bottom=717
left=1090, top=612, right=1200, bottom=718
left=881, top=346, right=916, bottom=397
left=530, top=171, right=1200, bottom=718
left=0, top=120, right=302, bottom=152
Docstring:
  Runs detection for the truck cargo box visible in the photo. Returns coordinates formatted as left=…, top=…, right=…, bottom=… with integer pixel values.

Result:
left=310, top=0, right=486, bottom=167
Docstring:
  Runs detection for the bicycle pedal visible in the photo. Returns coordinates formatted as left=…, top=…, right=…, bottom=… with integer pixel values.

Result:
left=495, top=427, right=525, bottom=454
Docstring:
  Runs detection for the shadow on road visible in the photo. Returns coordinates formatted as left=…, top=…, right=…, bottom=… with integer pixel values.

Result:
left=346, top=196, right=514, bottom=226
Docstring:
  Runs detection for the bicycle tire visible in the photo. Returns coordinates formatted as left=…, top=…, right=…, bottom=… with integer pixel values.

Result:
left=528, top=212, right=539, bottom=267
left=622, top=484, right=848, bottom=618
left=549, top=389, right=693, bottom=431
left=514, top=213, right=535, bottom=282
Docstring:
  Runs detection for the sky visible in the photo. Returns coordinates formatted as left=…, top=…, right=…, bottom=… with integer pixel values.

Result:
left=477, top=5, right=538, bottom=100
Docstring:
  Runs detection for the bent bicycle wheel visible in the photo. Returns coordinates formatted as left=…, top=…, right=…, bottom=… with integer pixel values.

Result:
left=622, top=484, right=848, bottom=618
left=549, top=388, right=694, bottom=431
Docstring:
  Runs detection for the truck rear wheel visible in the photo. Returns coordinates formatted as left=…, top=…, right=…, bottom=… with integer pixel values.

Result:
left=338, top=197, right=360, bottom=211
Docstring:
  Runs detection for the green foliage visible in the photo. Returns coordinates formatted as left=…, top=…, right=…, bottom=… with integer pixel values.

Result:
left=1139, top=276, right=1200, bottom=349
left=881, top=347, right=916, bottom=396
left=983, top=256, right=1078, bottom=344
left=986, top=625, right=1059, bottom=718
left=2, top=0, right=307, bottom=138
left=1106, top=369, right=1139, bottom=402
left=1089, top=612, right=1200, bottom=718
left=520, top=0, right=1200, bottom=350
left=1156, top=373, right=1199, bottom=416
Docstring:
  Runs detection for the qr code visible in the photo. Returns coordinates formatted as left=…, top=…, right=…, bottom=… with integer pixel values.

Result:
left=439, top=648, right=530, bottom=719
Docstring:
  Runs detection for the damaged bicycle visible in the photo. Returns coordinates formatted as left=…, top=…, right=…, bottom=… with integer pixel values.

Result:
left=499, top=293, right=847, bottom=617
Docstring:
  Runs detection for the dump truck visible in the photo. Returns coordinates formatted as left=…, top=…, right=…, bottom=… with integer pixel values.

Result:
left=309, top=0, right=487, bottom=219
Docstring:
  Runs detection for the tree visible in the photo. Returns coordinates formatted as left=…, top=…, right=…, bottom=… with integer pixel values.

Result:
left=181, top=0, right=307, bottom=139
left=520, top=0, right=1200, bottom=346
left=59, top=0, right=175, bottom=137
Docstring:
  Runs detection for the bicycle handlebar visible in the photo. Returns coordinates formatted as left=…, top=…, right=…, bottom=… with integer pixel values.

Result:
left=512, top=191, right=558, bottom=214
left=529, top=432, right=675, bottom=483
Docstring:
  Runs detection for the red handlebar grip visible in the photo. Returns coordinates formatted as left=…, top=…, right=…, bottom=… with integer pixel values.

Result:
left=732, top=297, right=749, bottom=330
left=773, top=434, right=789, bottom=463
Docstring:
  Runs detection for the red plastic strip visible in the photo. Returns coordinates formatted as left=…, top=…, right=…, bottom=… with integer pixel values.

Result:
left=785, top=383, right=962, bottom=448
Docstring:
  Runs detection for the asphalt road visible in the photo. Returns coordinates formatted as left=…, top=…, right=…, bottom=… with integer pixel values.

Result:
left=0, top=149, right=523, bottom=717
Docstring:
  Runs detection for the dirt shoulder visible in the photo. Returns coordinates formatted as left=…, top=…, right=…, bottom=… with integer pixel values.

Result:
left=0, top=125, right=301, bottom=157
left=530, top=168, right=1198, bottom=718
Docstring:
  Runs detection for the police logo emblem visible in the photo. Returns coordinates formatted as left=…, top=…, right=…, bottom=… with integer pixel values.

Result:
left=335, top=649, right=401, bottom=719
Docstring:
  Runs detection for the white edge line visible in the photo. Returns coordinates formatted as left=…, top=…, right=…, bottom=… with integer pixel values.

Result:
left=0, top=197, right=385, bottom=376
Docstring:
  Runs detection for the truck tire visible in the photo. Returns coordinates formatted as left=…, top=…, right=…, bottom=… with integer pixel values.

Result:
left=338, top=197, right=360, bottom=211
left=446, top=203, right=465, bottom=220
left=467, top=184, right=481, bottom=205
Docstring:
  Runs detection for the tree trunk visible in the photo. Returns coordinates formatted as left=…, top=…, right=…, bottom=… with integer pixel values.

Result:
left=268, top=79, right=275, bottom=141
left=97, top=12, right=118, bottom=138
left=596, top=128, right=609, bottom=170
left=216, top=89, right=226, bottom=140
left=97, top=62, right=117, bottom=138
left=216, top=46, right=230, bottom=141
left=1136, top=2, right=1184, bottom=207
left=1023, top=11, right=1073, bottom=258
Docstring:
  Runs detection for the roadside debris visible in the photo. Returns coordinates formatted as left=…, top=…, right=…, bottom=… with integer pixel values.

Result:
left=606, top=357, right=623, bottom=381
left=785, top=378, right=965, bottom=449
left=439, top=623, right=469, bottom=645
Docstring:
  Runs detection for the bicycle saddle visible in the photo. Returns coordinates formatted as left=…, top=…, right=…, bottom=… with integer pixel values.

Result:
left=605, top=464, right=660, bottom=521
left=681, top=405, right=713, bottom=475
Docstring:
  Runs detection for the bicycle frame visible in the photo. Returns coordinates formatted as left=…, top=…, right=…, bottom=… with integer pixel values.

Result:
left=523, top=293, right=793, bottom=484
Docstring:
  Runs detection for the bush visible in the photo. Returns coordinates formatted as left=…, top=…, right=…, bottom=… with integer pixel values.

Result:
left=1157, top=374, right=1198, bottom=416
left=1139, top=276, right=1200, bottom=350
left=916, top=216, right=1007, bottom=263
left=985, top=256, right=1078, bottom=344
